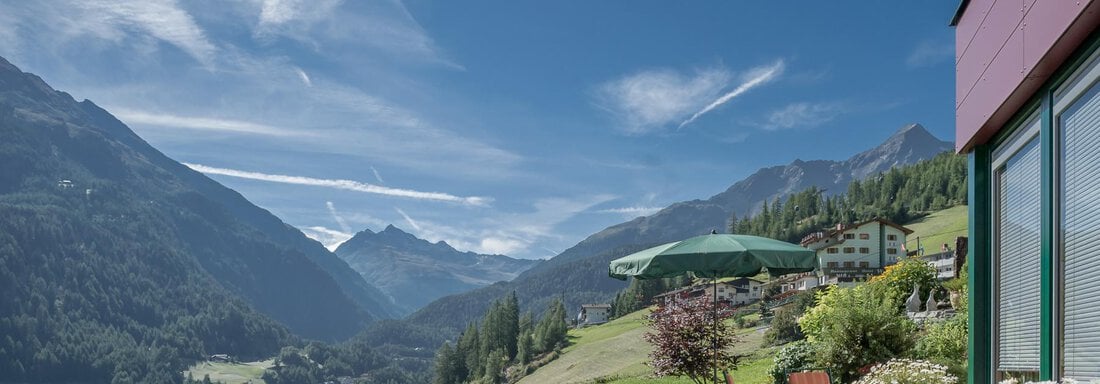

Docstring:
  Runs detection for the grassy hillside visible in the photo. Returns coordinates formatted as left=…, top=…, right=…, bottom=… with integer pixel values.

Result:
left=903, top=205, right=968, bottom=254
left=184, top=359, right=273, bottom=384
left=519, top=308, right=777, bottom=384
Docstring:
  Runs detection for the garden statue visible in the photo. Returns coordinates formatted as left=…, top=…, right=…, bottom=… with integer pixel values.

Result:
left=906, top=284, right=921, bottom=313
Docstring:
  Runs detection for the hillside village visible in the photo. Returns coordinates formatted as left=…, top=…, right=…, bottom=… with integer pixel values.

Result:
left=510, top=207, right=969, bottom=384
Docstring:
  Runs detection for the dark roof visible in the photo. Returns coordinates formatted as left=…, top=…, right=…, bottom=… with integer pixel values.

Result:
left=949, top=0, right=970, bottom=26
left=725, top=277, right=766, bottom=286
left=581, top=304, right=611, bottom=309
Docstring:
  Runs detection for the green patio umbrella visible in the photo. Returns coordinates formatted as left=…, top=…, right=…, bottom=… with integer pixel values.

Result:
left=608, top=232, right=817, bottom=383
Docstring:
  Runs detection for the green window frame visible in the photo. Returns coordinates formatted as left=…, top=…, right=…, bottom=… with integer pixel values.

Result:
left=1053, top=45, right=1100, bottom=380
left=968, top=30, right=1100, bottom=384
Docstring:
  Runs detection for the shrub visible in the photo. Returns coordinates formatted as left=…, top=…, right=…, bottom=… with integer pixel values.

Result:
left=868, top=258, right=938, bottom=306
left=913, top=314, right=967, bottom=378
left=763, top=308, right=803, bottom=347
left=644, top=299, right=741, bottom=384
left=853, top=358, right=958, bottom=384
left=799, top=285, right=916, bottom=383
left=769, top=340, right=817, bottom=384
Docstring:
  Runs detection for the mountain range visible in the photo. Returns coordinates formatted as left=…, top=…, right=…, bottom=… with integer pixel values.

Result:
left=335, top=225, right=540, bottom=315
left=0, top=56, right=406, bottom=381
left=407, top=123, right=953, bottom=331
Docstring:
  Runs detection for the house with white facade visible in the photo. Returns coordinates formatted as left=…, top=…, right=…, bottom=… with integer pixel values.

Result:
left=577, top=304, right=611, bottom=326
left=699, top=277, right=766, bottom=306
left=800, top=218, right=913, bottom=285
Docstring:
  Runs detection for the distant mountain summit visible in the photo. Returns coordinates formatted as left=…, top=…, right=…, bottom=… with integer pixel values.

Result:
left=409, top=123, right=952, bottom=330
left=336, top=225, right=540, bottom=315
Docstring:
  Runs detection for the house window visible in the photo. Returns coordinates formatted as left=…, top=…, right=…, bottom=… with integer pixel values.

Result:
left=859, top=233, right=870, bottom=240
left=859, top=261, right=869, bottom=268
left=886, top=248, right=898, bottom=255
left=993, top=116, right=1042, bottom=379
left=843, top=261, right=854, bottom=268
left=827, top=262, right=838, bottom=268
left=844, top=233, right=855, bottom=240
left=843, top=247, right=855, bottom=254
left=859, top=247, right=870, bottom=254
left=1056, top=54, right=1100, bottom=379
left=887, top=234, right=897, bottom=241
left=826, top=247, right=838, bottom=254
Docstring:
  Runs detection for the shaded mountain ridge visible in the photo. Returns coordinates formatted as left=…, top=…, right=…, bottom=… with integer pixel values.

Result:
left=0, top=54, right=399, bottom=362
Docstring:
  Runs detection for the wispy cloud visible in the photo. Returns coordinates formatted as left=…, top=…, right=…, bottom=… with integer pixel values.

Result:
left=256, top=0, right=341, bottom=27
left=249, top=0, right=460, bottom=69
left=906, top=40, right=953, bottom=69
left=300, top=225, right=353, bottom=251
left=75, top=0, right=217, bottom=65
left=113, top=108, right=313, bottom=137
left=390, top=194, right=617, bottom=257
left=370, top=166, right=385, bottom=184
left=393, top=207, right=422, bottom=231
left=761, top=102, right=846, bottom=131
left=679, top=60, right=785, bottom=129
left=595, top=67, right=730, bottom=135
left=595, top=206, right=664, bottom=220
left=326, top=201, right=352, bottom=233
left=294, top=67, right=312, bottom=87
left=184, top=163, right=492, bottom=206
left=596, top=60, right=784, bottom=134
left=596, top=206, right=664, bottom=216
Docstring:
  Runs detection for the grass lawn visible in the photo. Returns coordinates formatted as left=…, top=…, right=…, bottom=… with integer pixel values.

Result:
left=903, top=205, right=968, bottom=254
left=520, top=307, right=777, bottom=384
left=183, top=359, right=273, bottom=384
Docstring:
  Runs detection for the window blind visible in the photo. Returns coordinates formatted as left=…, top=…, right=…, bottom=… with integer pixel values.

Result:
left=1061, top=83, right=1100, bottom=380
left=996, top=136, right=1042, bottom=373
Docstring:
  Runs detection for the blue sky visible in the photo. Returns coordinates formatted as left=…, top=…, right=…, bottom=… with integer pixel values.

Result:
left=0, top=1, right=958, bottom=259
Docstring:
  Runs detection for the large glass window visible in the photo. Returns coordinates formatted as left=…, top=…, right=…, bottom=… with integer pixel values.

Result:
left=993, top=118, right=1042, bottom=380
left=1057, top=53, right=1100, bottom=380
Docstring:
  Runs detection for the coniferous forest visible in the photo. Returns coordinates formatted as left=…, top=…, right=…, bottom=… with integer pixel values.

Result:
left=431, top=292, right=569, bottom=384
left=729, top=151, right=967, bottom=244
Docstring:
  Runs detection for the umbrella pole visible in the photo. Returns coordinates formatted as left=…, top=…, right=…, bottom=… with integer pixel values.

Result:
left=712, top=272, right=718, bottom=384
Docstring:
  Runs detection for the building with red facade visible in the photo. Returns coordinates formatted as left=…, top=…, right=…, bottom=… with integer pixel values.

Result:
left=953, top=0, right=1100, bottom=382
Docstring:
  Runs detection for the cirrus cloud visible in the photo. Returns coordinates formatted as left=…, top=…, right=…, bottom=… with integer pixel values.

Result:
left=595, top=60, right=785, bottom=135
left=184, top=163, right=492, bottom=206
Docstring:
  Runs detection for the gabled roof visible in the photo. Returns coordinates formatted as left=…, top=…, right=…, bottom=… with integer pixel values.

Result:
left=724, top=277, right=766, bottom=286
left=581, top=304, right=611, bottom=309
left=800, top=217, right=914, bottom=246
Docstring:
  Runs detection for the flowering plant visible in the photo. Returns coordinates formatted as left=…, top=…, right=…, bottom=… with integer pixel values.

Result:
left=1000, top=379, right=1100, bottom=384
left=853, top=358, right=958, bottom=384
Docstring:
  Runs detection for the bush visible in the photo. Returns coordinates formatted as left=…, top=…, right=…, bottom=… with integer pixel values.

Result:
left=763, top=308, right=803, bottom=347
left=799, top=285, right=916, bottom=383
left=853, top=358, right=958, bottom=384
left=868, top=258, right=939, bottom=307
left=769, top=341, right=817, bottom=384
left=644, top=299, right=740, bottom=384
left=913, top=314, right=967, bottom=378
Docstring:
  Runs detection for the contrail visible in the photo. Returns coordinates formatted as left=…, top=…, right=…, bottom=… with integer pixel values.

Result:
left=326, top=201, right=352, bottom=233
left=370, top=166, right=385, bottom=184
left=679, top=60, right=785, bottom=129
left=393, top=207, right=422, bottom=231
left=184, top=163, right=491, bottom=206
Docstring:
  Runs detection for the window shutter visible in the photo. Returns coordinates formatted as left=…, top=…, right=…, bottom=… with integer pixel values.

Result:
left=1061, top=84, right=1100, bottom=380
left=996, top=136, right=1042, bottom=373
